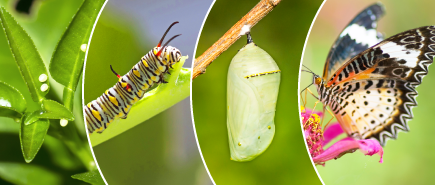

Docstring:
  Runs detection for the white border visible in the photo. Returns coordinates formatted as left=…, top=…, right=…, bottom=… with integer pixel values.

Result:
left=297, top=0, right=327, bottom=184
left=81, top=0, right=109, bottom=184
left=189, top=0, right=217, bottom=184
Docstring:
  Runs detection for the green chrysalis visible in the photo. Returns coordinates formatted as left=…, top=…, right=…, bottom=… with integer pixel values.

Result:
left=227, top=33, right=280, bottom=162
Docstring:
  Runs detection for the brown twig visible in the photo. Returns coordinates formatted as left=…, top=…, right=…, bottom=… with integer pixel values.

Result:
left=192, top=0, right=281, bottom=79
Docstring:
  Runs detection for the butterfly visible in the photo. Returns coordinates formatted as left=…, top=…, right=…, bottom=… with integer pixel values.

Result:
left=305, top=3, right=435, bottom=146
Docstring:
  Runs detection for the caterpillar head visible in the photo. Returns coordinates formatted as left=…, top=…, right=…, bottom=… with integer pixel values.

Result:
left=153, top=46, right=182, bottom=68
left=169, top=46, right=182, bottom=67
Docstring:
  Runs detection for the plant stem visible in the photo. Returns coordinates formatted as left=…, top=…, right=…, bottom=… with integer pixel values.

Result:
left=192, top=0, right=281, bottom=79
left=48, top=119, right=94, bottom=171
left=63, top=88, right=74, bottom=111
left=45, top=88, right=94, bottom=171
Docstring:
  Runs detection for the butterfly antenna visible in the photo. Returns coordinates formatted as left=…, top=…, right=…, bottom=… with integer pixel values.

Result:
left=301, top=69, right=315, bottom=75
left=157, top=21, right=179, bottom=47
left=302, top=65, right=315, bottom=73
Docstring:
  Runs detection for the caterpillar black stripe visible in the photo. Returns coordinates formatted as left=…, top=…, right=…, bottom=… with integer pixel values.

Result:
left=84, top=22, right=182, bottom=134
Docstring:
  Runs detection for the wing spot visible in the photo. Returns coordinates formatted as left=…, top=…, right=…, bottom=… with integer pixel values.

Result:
left=387, top=98, right=392, bottom=102
left=364, top=101, right=368, bottom=106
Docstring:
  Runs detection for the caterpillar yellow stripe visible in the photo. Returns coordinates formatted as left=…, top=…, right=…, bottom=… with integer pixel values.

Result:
left=84, top=22, right=182, bottom=134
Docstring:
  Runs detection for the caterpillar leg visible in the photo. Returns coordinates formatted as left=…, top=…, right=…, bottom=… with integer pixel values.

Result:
left=160, top=74, right=168, bottom=83
left=120, top=105, right=132, bottom=119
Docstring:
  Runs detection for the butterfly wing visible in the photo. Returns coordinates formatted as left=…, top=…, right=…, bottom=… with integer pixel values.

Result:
left=323, top=3, right=385, bottom=81
left=327, top=26, right=435, bottom=146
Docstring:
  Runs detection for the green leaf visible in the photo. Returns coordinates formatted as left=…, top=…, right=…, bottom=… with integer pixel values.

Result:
left=50, top=0, right=107, bottom=111
left=23, top=99, right=74, bottom=125
left=20, top=113, right=50, bottom=163
left=90, top=56, right=191, bottom=146
left=71, top=169, right=105, bottom=185
left=0, top=7, right=49, bottom=103
left=0, top=162, right=62, bottom=185
left=41, top=99, right=74, bottom=121
left=22, top=111, right=41, bottom=125
left=0, top=81, right=26, bottom=119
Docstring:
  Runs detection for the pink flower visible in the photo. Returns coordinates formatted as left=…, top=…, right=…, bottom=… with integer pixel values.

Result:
left=301, top=107, right=384, bottom=166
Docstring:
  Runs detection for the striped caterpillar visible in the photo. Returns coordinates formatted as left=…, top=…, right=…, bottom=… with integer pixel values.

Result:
left=84, top=22, right=182, bottom=134
left=227, top=33, right=281, bottom=162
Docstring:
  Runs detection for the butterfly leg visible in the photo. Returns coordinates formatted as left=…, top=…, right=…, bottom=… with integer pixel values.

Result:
left=306, top=88, right=319, bottom=100
left=300, top=87, right=308, bottom=108
left=305, top=100, right=320, bottom=125
left=300, top=84, right=317, bottom=108
left=322, top=105, right=335, bottom=129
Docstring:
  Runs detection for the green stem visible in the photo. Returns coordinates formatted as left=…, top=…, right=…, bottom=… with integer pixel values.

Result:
left=45, top=89, right=94, bottom=171
left=48, top=120, right=94, bottom=171
left=63, top=88, right=74, bottom=111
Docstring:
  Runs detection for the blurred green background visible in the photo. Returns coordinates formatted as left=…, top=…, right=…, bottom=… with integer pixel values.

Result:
left=83, top=0, right=213, bottom=184
left=300, top=0, right=435, bottom=184
left=193, top=0, right=323, bottom=184
left=0, top=0, right=92, bottom=184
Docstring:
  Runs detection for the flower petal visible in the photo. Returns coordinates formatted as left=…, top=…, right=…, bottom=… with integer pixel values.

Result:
left=322, top=123, right=344, bottom=145
left=313, top=137, right=383, bottom=165
left=357, top=139, right=384, bottom=163
left=301, top=108, right=323, bottom=120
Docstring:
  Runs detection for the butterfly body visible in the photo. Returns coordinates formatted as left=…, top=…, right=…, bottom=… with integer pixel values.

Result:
left=310, top=3, right=435, bottom=146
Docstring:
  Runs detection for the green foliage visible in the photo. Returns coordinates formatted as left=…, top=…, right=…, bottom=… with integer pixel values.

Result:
left=0, top=82, right=26, bottom=119
left=24, top=99, right=74, bottom=125
left=0, top=162, right=62, bottom=185
left=50, top=0, right=106, bottom=111
left=19, top=115, right=49, bottom=163
left=72, top=170, right=105, bottom=185
left=0, top=6, right=50, bottom=103
left=0, top=0, right=106, bottom=184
